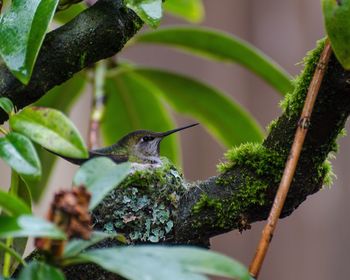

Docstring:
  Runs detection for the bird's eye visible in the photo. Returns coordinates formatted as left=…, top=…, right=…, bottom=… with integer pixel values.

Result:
left=142, top=136, right=154, bottom=142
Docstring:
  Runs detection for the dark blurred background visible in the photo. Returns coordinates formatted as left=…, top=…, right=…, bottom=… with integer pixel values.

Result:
left=1, top=1, right=349, bottom=279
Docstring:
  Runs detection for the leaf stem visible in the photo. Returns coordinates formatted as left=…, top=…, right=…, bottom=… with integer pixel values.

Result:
left=2, top=238, right=13, bottom=277
left=248, top=39, right=333, bottom=279
left=0, top=126, right=7, bottom=135
left=88, top=60, right=107, bottom=149
left=2, top=171, right=20, bottom=277
left=0, top=241, right=26, bottom=267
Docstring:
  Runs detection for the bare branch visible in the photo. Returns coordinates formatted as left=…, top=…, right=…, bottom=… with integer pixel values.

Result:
left=249, top=39, right=332, bottom=279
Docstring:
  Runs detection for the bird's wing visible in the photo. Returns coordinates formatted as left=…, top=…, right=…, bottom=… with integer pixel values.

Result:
left=44, top=149, right=87, bottom=165
left=46, top=149, right=128, bottom=166
left=89, top=150, right=128, bottom=163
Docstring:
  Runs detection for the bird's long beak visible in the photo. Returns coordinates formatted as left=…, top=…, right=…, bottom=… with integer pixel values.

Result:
left=157, top=123, right=199, bottom=138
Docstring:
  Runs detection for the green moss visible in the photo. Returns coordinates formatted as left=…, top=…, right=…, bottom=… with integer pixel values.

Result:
left=280, top=38, right=326, bottom=116
left=329, top=128, right=347, bottom=154
left=319, top=159, right=335, bottom=187
left=192, top=193, right=222, bottom=214
left=192, top=174, right=268, bottom=231
left=217, top=143, right=287, bottom=217
left=93, top=158, right=188, bottom=243
left=266, top=118, right=278, bottom=133
left=212, top=140, right=335, bottom=230
left=215, top=143, right=285, bottom=229
left=218, top=143, right=285, bottom=184
left=79, top=52, right=87, bottom=68
left=191, top=143, right=283, bottom=230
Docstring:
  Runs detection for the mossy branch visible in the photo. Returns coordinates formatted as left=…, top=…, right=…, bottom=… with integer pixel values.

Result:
left=0, top=0, right=143, bottom=124
left=174, top=40, right=350, bottom=244
left=76, top=40, right=350, bottom=250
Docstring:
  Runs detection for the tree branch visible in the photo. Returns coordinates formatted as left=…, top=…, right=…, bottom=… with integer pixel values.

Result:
left=0, top=0, right=142, bottom=124
left=174, top=42, right=350, bottom=244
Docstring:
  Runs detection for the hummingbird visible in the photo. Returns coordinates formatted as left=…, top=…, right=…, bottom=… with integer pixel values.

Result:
left=54, top=123, right=199, bottom=165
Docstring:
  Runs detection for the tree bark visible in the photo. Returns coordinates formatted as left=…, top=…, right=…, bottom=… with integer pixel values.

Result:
left=0, top=0, right=142, bottom=124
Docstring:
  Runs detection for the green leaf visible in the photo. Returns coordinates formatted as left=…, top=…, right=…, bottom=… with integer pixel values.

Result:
left=0, top=132, right=41, bottom=182
left=36, top=72, right=87, bottom=112
left=118, top=68, right=264, bottom=147
left=73, top=158, right=131, bottom=210
left=17, top=179, right=32, bottom=210
left=33, top=72, right=87, bottom=202
left=10, top=107, right=88, bottom=159
left=78, top=246, right=250, bottom=280
left=322, top=0, right=350, bottom=69
left=0, top=189, right=31, bottom=216
left=124, top=0, right=162, bottom=28
left=0, top=0, right=59, bottom=84
left=102, top=73, right=179, bottom=165
left=18, top=261, right=64, bottom=280
left=135, top=27, right=293, bottom=95
left=64, top=231, right=116, bottom=258
left=54, top=2, right=87, bottom=24
left=0, top=215, right=66, bottom=239
left=0, top=98, right=14, bottom=115
left=163, top=0, right=204, bottom=23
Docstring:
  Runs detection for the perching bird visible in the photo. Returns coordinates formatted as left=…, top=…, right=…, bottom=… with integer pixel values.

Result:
left=53, top=123, right=199, bottom=165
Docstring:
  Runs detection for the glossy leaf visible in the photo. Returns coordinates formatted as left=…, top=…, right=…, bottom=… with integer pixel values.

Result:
left=0, top=132, right=41, bottom=182
left=135, top=27, right=293, bottom=95
left=10, top=107, right=88, bottom=159
left=102, top=73, right=179, bottom=165
left=18, top=261, right=64, bottom=280
left=0, top=97, right=14, bottom=115
left=73, top=157, right=131, bottom=210
left=119, top=68, right=264, bottom=147
left=64, top=231, right=116, bottom=258
left=124, top=0, right=162, bottom=28
left=0, top=215, right=65, bottom=239
left=0, top=189, right=31, bottom=216
left=0, top=0, right=59, bottom=84
left=78, top=246, right=250, bottom=280
left=164, top=0, right=204, bottom=23
left=322, top=0, right=350, bottom=69
left=33, top=71, right=87, bottom=201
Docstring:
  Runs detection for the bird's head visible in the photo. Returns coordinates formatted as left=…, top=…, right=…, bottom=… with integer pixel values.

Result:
left=118, top=123, right=199, bottom=163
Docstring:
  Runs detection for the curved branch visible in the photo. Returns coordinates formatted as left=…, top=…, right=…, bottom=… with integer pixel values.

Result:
left=174, top=45, right=350, bottom=244
left=0, top=0, right=142, bottom=124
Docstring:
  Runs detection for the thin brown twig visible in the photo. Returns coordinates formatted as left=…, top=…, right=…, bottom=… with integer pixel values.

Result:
left=88, top=60, right=107, bottom=150
left=248, top=39, right=332, bottom=279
